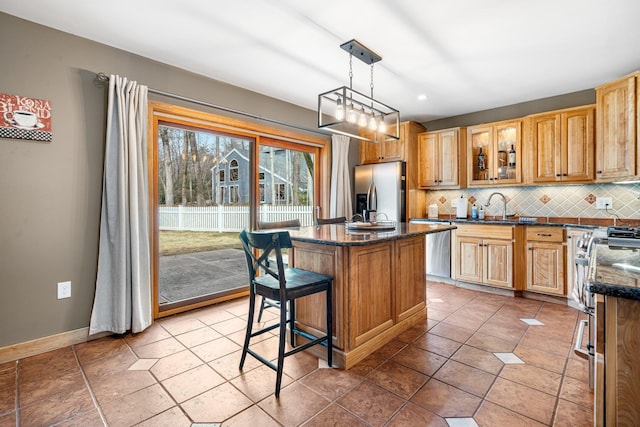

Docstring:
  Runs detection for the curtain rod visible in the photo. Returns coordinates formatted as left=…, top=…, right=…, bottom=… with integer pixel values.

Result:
left=96, top=72, right=327, bottom=136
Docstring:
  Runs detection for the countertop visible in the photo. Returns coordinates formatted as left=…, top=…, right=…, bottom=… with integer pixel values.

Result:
left=587, top=243, right=640, bottom=301
left=410, top=217, right=601, bottom=229
left=287, top=223, right=456, bottom=247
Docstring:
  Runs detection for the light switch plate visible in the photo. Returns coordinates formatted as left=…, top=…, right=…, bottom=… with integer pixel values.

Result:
left=595, top=197, right=613, bottom=210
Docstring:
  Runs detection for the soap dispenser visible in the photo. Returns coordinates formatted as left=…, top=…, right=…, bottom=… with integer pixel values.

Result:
left=471, top=204, right=478, bottom=220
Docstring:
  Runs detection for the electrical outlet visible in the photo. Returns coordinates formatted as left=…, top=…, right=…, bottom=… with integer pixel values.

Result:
left=595, top=197, right=613, bottom=210
left=57, top=281, right=71, bottom=299
left=451, top=198, right=458, bottom=208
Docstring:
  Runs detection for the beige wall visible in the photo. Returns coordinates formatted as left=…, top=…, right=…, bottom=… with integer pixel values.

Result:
left=0, top=13, right=330, bottom=348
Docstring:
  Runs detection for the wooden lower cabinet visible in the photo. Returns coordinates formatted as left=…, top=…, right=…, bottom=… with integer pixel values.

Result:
left=348, top=243, right=395, bottom=348
left=595, top=295, right=640, bottom=426
left=395, top=235, right=426, bottom=322
left=453, top=224, right=513, bottom=289
left=525, top=226, right=566, bottom=296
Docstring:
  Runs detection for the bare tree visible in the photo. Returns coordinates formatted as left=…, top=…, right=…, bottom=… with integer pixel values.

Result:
left=180, top=131, right=189, bottom=205
left=188, top=131, right=205, bottom=206
left=292, top=151, right=300, bottom=204
left=159, top=127, right=175, bottom=205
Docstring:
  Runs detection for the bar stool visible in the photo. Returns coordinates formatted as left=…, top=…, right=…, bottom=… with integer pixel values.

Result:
left=239, top=229, right=332, bottom=397
left=316, top=216, right=346, bottom=225
left=255, top=219, right=301, bottom=322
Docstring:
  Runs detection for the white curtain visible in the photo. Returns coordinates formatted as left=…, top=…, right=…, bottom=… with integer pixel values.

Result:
left=89, top=75, right=152, bottom=335
left=329, top=134, right=353, bottom=219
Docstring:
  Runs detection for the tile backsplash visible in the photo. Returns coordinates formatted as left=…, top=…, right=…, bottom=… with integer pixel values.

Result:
left=426, top=183, right=640, bottom=220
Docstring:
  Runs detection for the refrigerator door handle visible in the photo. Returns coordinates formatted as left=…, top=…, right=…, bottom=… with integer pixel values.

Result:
left=367, top=183, right=377, bottom=210
left=372, top=184, right=377, bottom=210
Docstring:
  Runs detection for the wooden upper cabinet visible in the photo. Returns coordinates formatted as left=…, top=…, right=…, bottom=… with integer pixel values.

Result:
left=467, top=120, right=522, bottom=187
left=528, top=105, right=595, bottom=183
left=595, top=73, right=637, bottom=181
left=418, top=132, right=438, bottom=187
left=359, top=121, right=426, bottom=164
left=418, top=127, right=465, bottom=189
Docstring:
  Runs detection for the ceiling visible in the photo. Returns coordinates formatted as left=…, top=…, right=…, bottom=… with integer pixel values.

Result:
left=2, top=0, right=640, bottom=123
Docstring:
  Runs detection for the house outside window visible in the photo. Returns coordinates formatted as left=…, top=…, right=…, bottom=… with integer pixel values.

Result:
left=230, top=185, right=239, bottom=204
left=259, top=183, right=266, bottom=202
left=275, top=183, right=286, bottom=204
left=230, top=159, right=239, bottom=181
left=219, top=169, right=225, bottom=182
left=219, top=187, right=226, bottom=204
left=258, top=172, right=265, bottom=181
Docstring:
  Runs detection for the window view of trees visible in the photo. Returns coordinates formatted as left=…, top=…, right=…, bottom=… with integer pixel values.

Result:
left=158, top=124, right=315, bottom=208
left=158, top=124, right=250, bottom=206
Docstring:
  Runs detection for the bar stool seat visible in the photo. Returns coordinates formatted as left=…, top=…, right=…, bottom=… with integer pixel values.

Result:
left=239, top=229, right=332, bottom=397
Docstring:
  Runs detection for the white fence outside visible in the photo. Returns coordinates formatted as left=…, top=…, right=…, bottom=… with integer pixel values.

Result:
left=159, top=205, right=315, bottom=232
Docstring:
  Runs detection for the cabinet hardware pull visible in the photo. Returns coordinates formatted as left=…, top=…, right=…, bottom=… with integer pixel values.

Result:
left=597, top=170, right=602, bottom=174
left=556, top=174, right=561, bottom=177
left=537, top=233, right=553, bottom=237
left=563, top=173, right=567, bottom=176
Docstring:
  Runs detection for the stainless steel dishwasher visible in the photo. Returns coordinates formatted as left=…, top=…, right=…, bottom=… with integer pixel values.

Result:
left=409, top=219, right=451, bottom=279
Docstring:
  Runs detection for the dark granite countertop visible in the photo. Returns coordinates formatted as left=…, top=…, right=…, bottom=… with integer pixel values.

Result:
left=410, top=217, right=600, bottom=229
left=586, top=243, right=640, bottom=301
left=287, top=223, right=456, bottom=247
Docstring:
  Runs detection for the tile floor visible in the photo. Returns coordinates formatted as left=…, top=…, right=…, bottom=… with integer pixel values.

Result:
left=0, top=281, right=594, bottom=426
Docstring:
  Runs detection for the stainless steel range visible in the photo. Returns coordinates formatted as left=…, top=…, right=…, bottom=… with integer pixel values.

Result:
left=572, top=227, right=607, bottom=389
left=606, top=225, right=640, bottom=248
left=573, top=224, right=640, bottom=389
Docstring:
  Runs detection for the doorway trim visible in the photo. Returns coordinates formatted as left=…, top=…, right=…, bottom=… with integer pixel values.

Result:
left=148, top=102, right=330, bottom=319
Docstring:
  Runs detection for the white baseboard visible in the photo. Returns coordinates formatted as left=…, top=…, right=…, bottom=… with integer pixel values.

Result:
left=0, top=328, right=111, bottom=364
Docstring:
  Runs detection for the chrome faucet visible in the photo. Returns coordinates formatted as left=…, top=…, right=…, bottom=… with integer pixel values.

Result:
left=485, top=192, right=508, bottom=220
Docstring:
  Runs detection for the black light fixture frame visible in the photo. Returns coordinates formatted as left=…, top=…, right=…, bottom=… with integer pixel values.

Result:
left=318, top=39, right=400, bottom=142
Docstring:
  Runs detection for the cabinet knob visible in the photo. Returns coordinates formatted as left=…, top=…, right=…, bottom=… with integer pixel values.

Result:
left=563, top=173, right=567, bottom=177
left=556, top=174, right=561, bottom=177
left=597, top=170, right=602, bottom=174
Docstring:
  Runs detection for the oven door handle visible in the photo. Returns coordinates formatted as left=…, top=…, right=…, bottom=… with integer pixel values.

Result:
left=573, top=319, right=590, bottom=360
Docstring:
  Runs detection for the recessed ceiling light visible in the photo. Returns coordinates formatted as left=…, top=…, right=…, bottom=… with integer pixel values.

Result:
left=417, top=94, right=427, bottom=101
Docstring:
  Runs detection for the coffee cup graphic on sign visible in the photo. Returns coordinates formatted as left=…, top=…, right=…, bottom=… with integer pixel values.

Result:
left=4, top=110, right=40, bottom=128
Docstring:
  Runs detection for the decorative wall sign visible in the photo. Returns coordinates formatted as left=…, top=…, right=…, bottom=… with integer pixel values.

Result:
left=0, top=93, right=52, bottom=142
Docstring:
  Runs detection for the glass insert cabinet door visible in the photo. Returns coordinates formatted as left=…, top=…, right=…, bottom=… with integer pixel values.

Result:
left=468, top=120, right=522, bottom=186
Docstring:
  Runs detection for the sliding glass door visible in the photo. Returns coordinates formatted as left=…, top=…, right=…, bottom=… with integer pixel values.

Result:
left=149, top=103, right=328, bottom=318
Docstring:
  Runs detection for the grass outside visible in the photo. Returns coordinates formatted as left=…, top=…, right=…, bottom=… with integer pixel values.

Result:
left=159, top=231, right=242, bottom=256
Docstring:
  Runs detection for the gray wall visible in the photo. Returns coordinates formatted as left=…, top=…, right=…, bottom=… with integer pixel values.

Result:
left=0, top=13, right=325, bottom=348
left=422, top=89, right=595, bottom=131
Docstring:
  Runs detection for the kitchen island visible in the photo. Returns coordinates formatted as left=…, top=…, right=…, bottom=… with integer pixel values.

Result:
left=287, top=222, right=455, bottom=369
left=587, top=243, right=640, bottom=426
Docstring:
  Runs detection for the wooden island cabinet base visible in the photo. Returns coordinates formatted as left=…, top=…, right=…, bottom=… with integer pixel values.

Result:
left=286, top=223, right=453, bottom=369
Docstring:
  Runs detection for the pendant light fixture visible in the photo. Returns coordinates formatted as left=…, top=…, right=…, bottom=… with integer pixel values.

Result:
left=318, top=39, right=399, bottom=142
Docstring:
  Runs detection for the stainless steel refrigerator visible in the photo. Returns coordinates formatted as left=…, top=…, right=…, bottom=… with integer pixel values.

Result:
left=354, top=161, right=406, bottom=223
